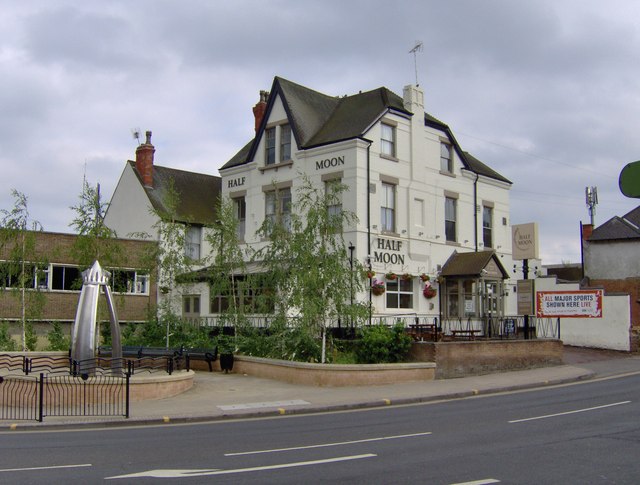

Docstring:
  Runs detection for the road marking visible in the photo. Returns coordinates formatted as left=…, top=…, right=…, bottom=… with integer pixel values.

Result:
left=218, top=399, right=310, bottom=410
left=509, top=400, right=631, bottom=423
left=105, top=454, right=376, bottom=479
left=225, top=431, right=433, bottom=456
left=450, top=479, right=500, bottom=485
left=0, top=463, right=92, bottom=473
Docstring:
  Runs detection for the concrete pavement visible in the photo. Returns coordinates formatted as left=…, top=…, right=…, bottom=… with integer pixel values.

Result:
left=3, top=347, right=640, bottom=429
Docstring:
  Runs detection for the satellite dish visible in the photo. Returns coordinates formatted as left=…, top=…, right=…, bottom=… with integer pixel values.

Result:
left=619, top=161, right=640, bottom=198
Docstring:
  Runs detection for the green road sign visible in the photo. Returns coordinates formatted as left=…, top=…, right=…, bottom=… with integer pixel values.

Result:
left=619, top=161, right=640, bottom=198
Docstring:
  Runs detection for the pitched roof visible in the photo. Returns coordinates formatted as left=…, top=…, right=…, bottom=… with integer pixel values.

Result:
left=440, top=250, right=509, bottom=278
left=221, top=77, right=509, bottom=185
left=129, top=161, right=221, bottom=226
left=589, top=205, right=640, bottom=241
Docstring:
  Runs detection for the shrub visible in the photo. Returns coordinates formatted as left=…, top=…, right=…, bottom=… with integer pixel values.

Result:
left=46, top=321, right=70, bottom=351
left=0, top=322, right=17, bottom=351
left=355, top=323, right=412, bottom=364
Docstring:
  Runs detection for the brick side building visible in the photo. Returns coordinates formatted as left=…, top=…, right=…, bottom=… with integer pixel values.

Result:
left=0, top=231, right=157, bottom=345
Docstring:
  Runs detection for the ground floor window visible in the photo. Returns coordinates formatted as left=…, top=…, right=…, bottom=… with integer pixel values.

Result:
left=444, top=278, right=504, bottom=319
left=210, top=275, right=274, bottom=314
left=386, top=277, right=413, bottom=309
left=183, top=295, right=201, bottom=318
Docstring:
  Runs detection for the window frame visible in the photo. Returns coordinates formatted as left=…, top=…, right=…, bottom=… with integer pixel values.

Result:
left=265, top=187, right=292, bottom=231
left=265, top=127, right=276, bottom=165
left=110, top=269, right=150, bottom=295
left=386, top=277, right=414, bottom=309
left=482, top=205, right=493, bottom=249
left=381, top=122, right=396, bottom=158
left=445, top=196, right=457, bottom=242
left=440, top=142, right=453, bottom=173
left=184, top=226, right=202, bottom=260
left=380, top=182, right=396, bottom=233
left=233, top=196, right=246, bottom=241
left=279, top=124, right=292, bottom=162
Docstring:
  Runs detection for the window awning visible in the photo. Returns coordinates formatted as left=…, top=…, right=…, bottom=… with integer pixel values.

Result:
left=440, top=250, right=508, bottom=279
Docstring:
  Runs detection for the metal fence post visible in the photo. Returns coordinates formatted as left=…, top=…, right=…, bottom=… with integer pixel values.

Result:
left=125, top=371, right=130, bottom=418
left=38, top=373, right=44, bottom=422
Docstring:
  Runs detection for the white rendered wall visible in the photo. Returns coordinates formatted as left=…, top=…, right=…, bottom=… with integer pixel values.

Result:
left=535, top=276, right=631, bottom=351
left=584, top=240, right=640, bottom=279
left=220, top=86, right=516, bottom=317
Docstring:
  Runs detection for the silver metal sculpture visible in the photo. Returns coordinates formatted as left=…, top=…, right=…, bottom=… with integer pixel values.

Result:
left=70, top=261, right=122, bottom=375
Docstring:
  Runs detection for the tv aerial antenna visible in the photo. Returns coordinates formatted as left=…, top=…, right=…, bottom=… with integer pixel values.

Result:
left=409, top=41, right=423, bottom=86
left=585, top=186, right=598, bottom=225
left=131, top=127, right=141, bottom=146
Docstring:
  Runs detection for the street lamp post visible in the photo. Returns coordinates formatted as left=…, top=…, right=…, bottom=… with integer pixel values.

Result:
left=348, top=242, right=355, bottom=330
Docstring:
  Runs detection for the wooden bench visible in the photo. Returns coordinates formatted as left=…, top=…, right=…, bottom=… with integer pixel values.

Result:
left=451, top=329, right=482, bottom=340
left=408, top=324, right=438, bottom=341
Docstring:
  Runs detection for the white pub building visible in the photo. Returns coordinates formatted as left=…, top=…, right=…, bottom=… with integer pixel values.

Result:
left=220, top=77, right=515, bottom=324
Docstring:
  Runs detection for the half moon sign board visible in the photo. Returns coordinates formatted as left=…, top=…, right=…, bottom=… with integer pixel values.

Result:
left=619, top=160, right=640, bottom=198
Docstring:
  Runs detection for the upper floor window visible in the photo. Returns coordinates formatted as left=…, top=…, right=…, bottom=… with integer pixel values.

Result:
left=233, top=197, right=246, bottom=241
left=265, top=187, right=292, bottom=231
left=52, top=265, right=82, bottom=291
left=381, top=182, right=396, bottom=232
left=0, top=261, right=46, bottom=290
left=325, top=179, right=342, bottom=220
left=265, top=127, right=276, bottom=165
left=185, top=226, right=202, bottom=260
left=483, top=205, right=493, bottom=248
left=381, top=123, right=396, bottom=158
left=111, top=269, right=149, bottom=295
left=445, top=197, right=457, bottom=242
left=280, top=124, right=292, bottom=162
left=440, top=143, right=453, bottom=173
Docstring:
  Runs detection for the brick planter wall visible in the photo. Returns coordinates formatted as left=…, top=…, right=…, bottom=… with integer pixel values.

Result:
left=409, top=339, right=563, bottom=379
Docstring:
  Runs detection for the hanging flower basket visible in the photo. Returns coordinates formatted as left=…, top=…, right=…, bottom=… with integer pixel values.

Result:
left=423, top=286, right=437, bottom=299
left=401, top=273, right=413, bottom=281
left=365, top=270, right=375, bottom=279
left=385, top=272, right=397, bottom=280
left=371, top=279, right=385, bottom=295
left=419, top=273, right=430, bottom=282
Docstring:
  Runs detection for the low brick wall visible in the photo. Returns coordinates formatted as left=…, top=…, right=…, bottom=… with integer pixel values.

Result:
left=233, top=356, right=436, bottom=386
left=409, top=339, right=563, bottom=379
left=129, top=371, right=194, bottom=401
left=1, top=352, right=194, bottom=402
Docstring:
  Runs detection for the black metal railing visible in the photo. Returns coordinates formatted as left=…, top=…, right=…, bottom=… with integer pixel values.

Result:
left=1, top=354, right=139, bottom=422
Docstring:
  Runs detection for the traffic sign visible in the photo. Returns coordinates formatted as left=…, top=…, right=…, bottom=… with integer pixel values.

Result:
left=619, top=160, right=640, bottom=198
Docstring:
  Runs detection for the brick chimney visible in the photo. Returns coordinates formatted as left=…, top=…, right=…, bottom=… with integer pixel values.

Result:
left=581, top=223, right=593, bottom=241
left=252, top=90, right=269, bottom=133
left=135, top=130, right=155, bottom=187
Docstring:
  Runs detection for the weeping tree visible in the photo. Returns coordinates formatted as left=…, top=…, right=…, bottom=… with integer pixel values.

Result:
left=69, top=176, right=124, bottom=345
left=147, top=180, right=198, bottom=348
left=252, top=175, right=368, bottom=362
left=69, top=176, right=121, bottom=268
left=0, top=190, right=45, bottom=350
left=204, top=195, right=247, bottom=324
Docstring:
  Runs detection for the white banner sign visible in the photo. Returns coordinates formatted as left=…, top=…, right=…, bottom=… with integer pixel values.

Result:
left=536, top=290, right=603, bottom=318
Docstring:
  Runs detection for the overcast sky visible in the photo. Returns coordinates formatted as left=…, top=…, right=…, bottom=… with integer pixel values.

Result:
left=1, top=0, right=639, bottom=264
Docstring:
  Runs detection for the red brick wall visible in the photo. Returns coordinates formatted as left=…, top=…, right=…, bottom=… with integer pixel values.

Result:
left=0, top=231, right=157, bottom=324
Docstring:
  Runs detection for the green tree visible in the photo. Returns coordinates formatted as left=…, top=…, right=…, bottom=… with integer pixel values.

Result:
left=204, top=196, right=248, bottom=329
left=69, top=176, right=122, bottom=268
left=252, top=175, right=368, bottom=362
left=0, top=189, right=45, bottom=350
left=0, top=321, right=18, bottom=351
left=135, top=180, right=197, bottom=348
left=46, top=321, right=70, bottom=351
